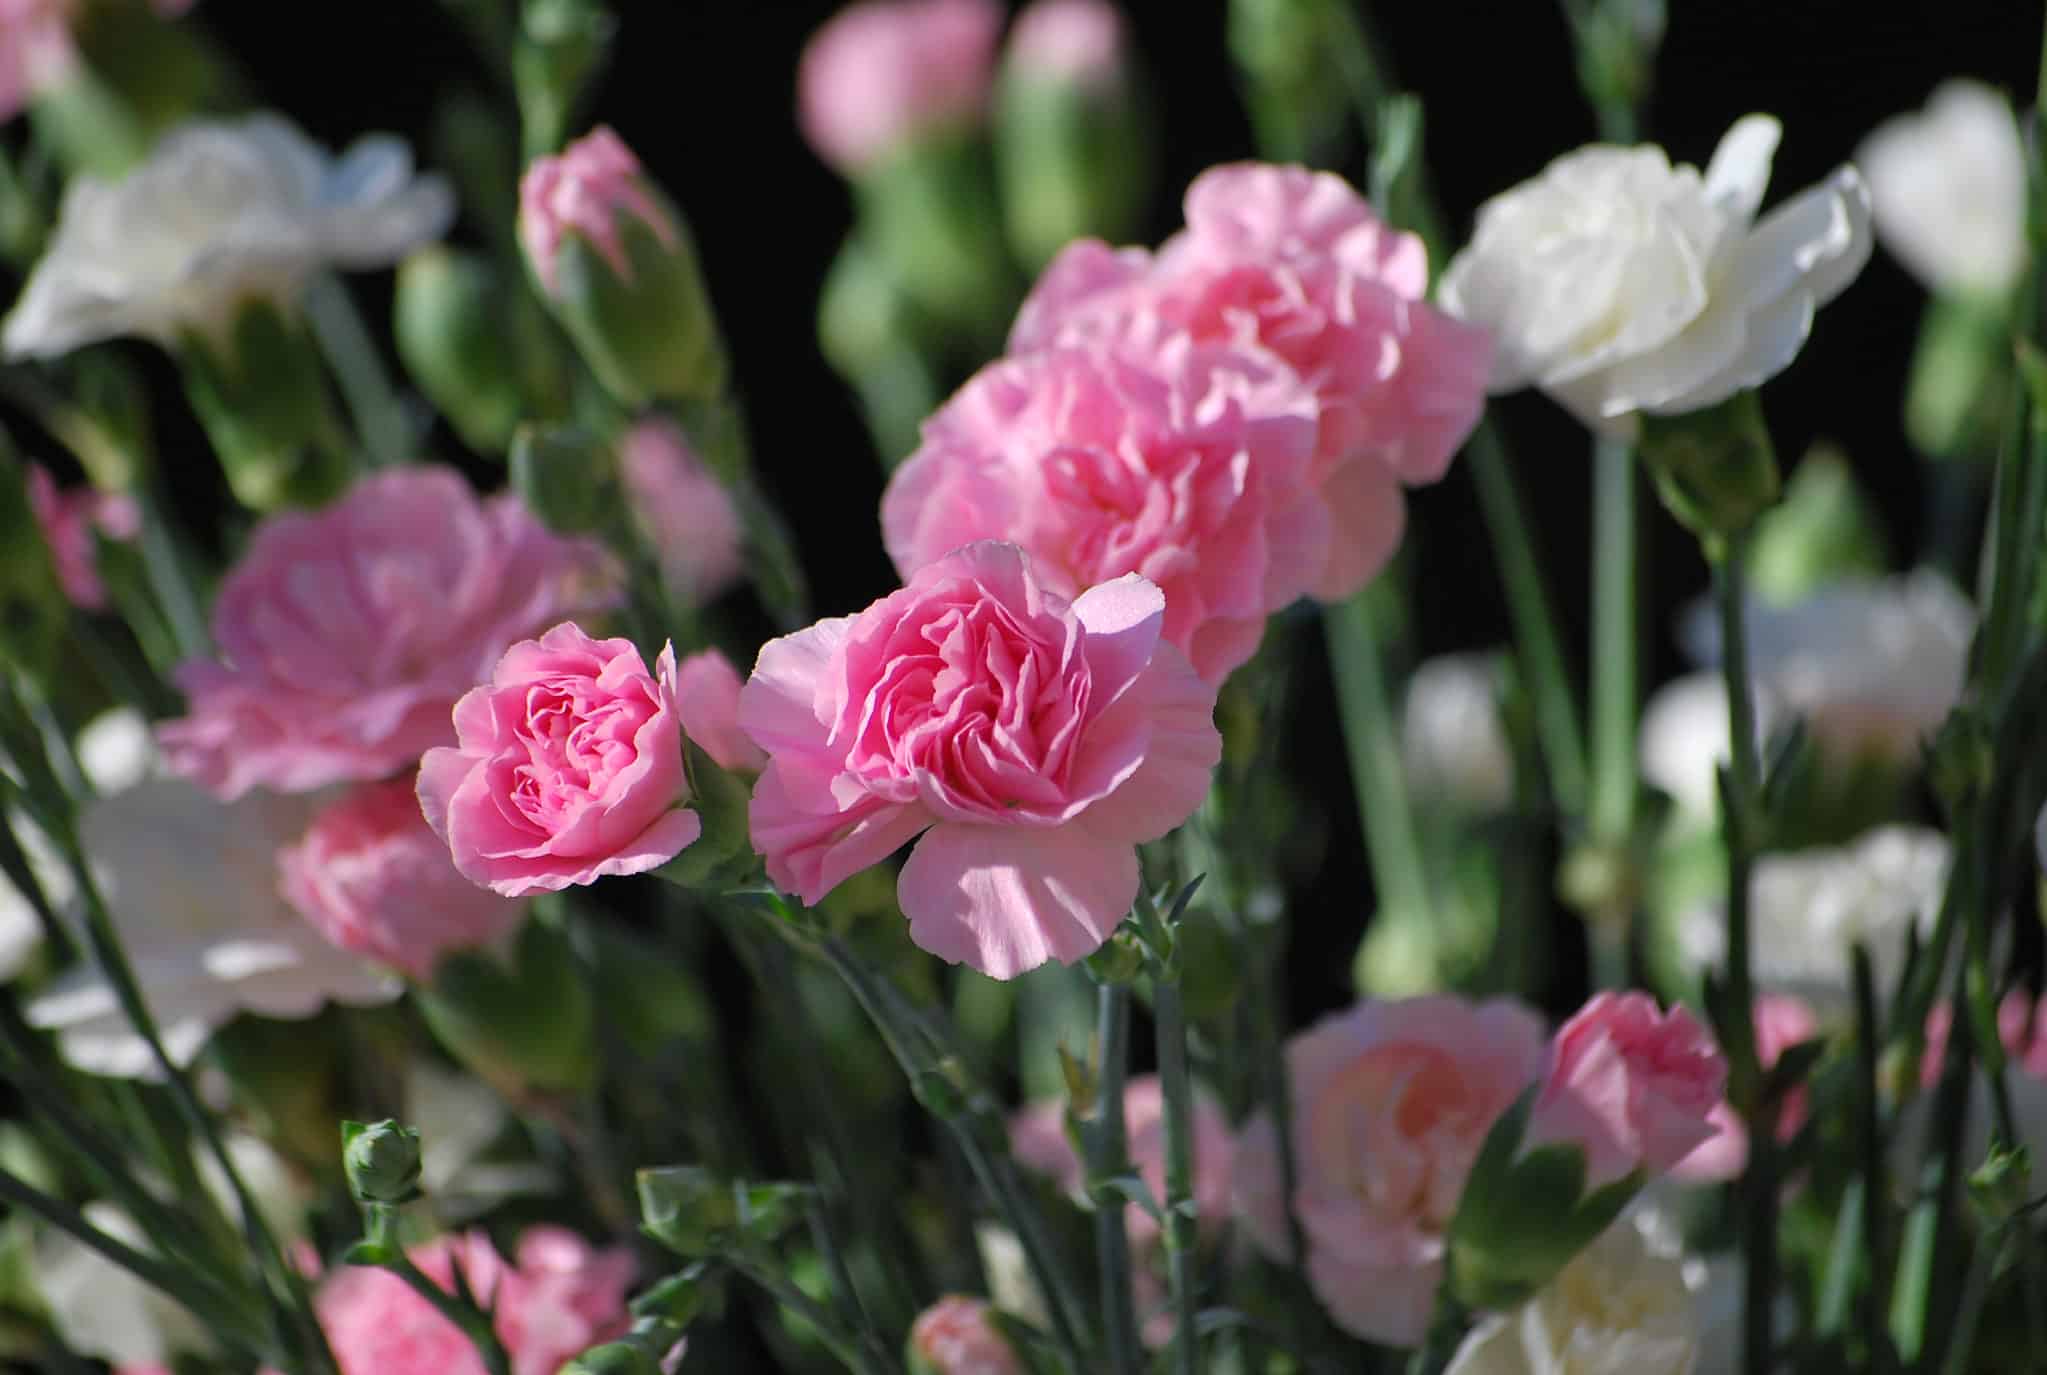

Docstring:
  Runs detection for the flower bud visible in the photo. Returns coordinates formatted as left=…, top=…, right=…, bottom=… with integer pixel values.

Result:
left=177, top=298, right=351, bottom=510
left=994, top=0, right=1152, bottom=270
left=513, top=0, right=616, bottom=157
left=395, top=247, right=545, bottom=452
left=416, top=919, right=596, bottom=1101
left=1746, top=447, right=1889, bottom=604
left=1638, top=390, right=1782, bottom=545
left=907, top=1296, right=1023, bottom=1375
left=816, top=236, right=942, bottom=464
left=1227, top=0, right=1352, bottom=167
left=519, top=127, right=725, bottom=407
left=638, top=1166, right=809, bottom=1257
left=510, top=421, right=617, bottom=536
left=341, top=1118, right=423, bottom=1206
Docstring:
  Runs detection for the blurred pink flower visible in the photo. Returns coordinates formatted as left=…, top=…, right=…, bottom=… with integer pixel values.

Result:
left=0, top=0, right=76, bottom=123
left=1011, top=163, right=1492, bottom=602
left=519, top=126, right=678, bottom=296
left=24, top=463, right=139, bottom=610
left=1672, top=993, right=1819, bottom=1182
left=1922, top=990, right=2047, bottom=1087
left=675, top=649, right=764, bottom=773
left=157, top=468, right=618, bottom=800
left=740, top=541, right=1219, bottom=979
left=278, top=775, right=526, bottom=980
left=798, top=0, right=1005, bottom=173
left=618, top=419, right=744, bottom=607
left=313, top=1226, right=633, bottom=1375
left=1527, top=992, right=1728, bottom=1190
left=417, top=623, right=701, bottom=897
left=1011, top=1073, right=1234, bottom=1249
left=908, top=1295, right=1022, bottom=1375
left=1231, top=995, right=1546, bottom=1347
left=883, top=332, right=1332, bottom=682
left=1004, top=0, right=1127, bottom=88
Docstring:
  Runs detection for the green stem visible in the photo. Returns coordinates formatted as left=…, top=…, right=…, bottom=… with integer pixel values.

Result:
left=1468, top=426, right=1590, bottom=813
left=1406, top=1284, right=1476, bottom=1375
left=1850, top=946, right=1896, bottom=1373
left=1939, top=1228, right=2010, bottom=1375
left=303, top=273, right=412, bottom=469
left=1152, top=976, right=1200, bottom=1375
left=728, top=1252, right=899, bottom=1375
left=816, top=934, right=1091, bottom=1369
left=1323, top=589, right=1433, bottom=928
left=1588, top=438, right=1638, bottom=844
left=1092, top=981, right=1142, bottom=1375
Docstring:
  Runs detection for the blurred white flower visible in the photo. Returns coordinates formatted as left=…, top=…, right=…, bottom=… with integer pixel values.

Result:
left=1444, top=1209, right=1701, bottom=1375
left=976, top=1222, right=1051, bottom=1331
left=75, top=706, right=160, bottom=794
left=23, top=776, right=400, bottom=1077
left=1674, top=825, right=1948, bottom=1012
left=1639, top=672, right=1782, bottom=821
left=4, top=113, right=454, bottom=359
left=36, top=1201, right=212, bottom=1366
left=1402, top=653, right=1514, bottom=812
left=1439, top=114, right=1872, bottom=435
left=1682, top=571, right=1972, bottom=763
left=1859, top=81, right=2027, bottom=297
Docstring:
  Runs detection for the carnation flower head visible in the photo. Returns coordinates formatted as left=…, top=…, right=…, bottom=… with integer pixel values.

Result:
left=0, top=0, right=76, bottom=125
left=883, top=329, right=1337, bottom=682
left=4, top=114, right=453, bottom=359
left=618, top=418, right=744, bottom=608
left=24, top=463, right=139, bottom=610
left=157, top=467, right=620, bottom=800
left=1004, top=0, right=1128, bottom=89
left=1859, top=81, right=2028, bottom=297
left=741, top=541, right=1220, bottom=979
left=518, top=126, right=678, bottom=297
left=799, top=0, right=1006, bottom=173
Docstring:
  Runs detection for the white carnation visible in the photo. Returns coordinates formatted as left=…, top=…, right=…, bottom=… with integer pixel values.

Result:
left=4, top=113, right=454, bottom=359
left=1403, top=652, right=1514, bottom=812
left=1858, top=81, right=2027, bottom=297
left=1439, top=114, right=1871, bottom=434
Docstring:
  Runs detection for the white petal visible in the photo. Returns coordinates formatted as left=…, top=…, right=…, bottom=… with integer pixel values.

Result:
left=1703, top=113, right=1782, bottom=224
left=1859, top=80, right=2029, bottom=294
left=1651, top=289, right=1812, bottom=416
left=1731, top=166, right=1873, bottom=312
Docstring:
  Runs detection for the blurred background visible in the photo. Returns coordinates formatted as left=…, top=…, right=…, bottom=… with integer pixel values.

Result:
left=15, top=0, right=2045, bottom=1022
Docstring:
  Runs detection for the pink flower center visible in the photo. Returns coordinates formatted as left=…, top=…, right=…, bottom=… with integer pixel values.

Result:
left=1311, top=1045, right=1485, bottom=1229
left=509, top=678, right=653, bottom=828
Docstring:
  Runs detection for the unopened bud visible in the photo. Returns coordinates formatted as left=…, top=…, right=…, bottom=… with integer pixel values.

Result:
left=1639, top=389, right=1782, bottom=546
left=519, top=127, right=725, bottom=407
left=395, top=247, right=535, bottom=452
left=342, top=1119, right=423, bottom=1206
left=178, top=298, right=350, bottom=509
left=908, top=1295, right=1024, bottom=1375
left=510, top=422, right=616, bottom=536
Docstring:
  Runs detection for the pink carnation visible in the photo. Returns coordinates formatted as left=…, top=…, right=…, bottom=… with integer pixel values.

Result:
left=1672, top=993, right=1819, bottom=1182
left=314, top=1227, right=633, bottom=1375
left=618, top=419, right=744, bottom=607
left=1009, top=163, right=1493, bottom=602
left=1004, top=0, right=1128, bottom=89
left=676, top=649, right=765, bottom=773
left=519, top=126, right=678, bottom=296
left=883, top=333, right=1335, bottom=682
left=24, top=463, right=139, bottom=610
left=0, top=0, right=75, bottom=123
left=798, top=0, right=1005, bottom=174
left=740, top=541, right=1220, bottom=979
left=277, top=775, right=526, bottom=979
left=157, top=468, right=618, bottom=800
left=417, top=623, right=701, bottom=897
left=1526, top=992, right=1729, bottom=1190
left=1231, top=995, right=1546, bottom=1347
left=908, top=1295, right=1022, bottom=1375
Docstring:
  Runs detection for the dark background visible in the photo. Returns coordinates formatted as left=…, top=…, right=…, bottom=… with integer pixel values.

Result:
left=151, top=0, right=2047, bottom=1013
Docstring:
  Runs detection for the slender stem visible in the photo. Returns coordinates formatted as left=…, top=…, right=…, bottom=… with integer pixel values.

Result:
left=1588, top=438, right=1638, bottom=845
left=1851, top=946, right=1896, bottom=1373
left=1939, top=1229, right=2010, bottom=1375
left=303, top=273, right=412, bottom=468
left=816, top=934, right=1091, bottom=1369
left=384, top=1251, right=513, bottom=1375
left=1092, top=982, right=1141, bottom=1375
left=133, top=480, right=211, bottom=660
left=1467, top=426, right=1590, bottom=813
left=1323, top=589, right=1433, bottom=927
left=1152, top=977, right=1200, bottom=1375
left=728, top=1252, right=899, bottom=1375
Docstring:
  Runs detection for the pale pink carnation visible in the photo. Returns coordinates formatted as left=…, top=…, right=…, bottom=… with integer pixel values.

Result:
left=0, top=0, right=75, bottom=123
left=1011, top=1073, right=1234, bottom=1249
left=24, top=462, right=139, bottom=610
left=618, top=419, right=744, bottom=607
left=277, top=775, right=526, bottom=979
left=417, top=623, right=701, bottom=897
left=1010, top=163, right=1493, bottom=602
left=883, top=332, right=1335, bottom=682
left=314, top=1226, right=633, bottom=1375
left=908, top=1295, right=1022, bottom=1375
left=1672, top=993, right=1819, bottom=1182
left=519, top=126, right=678, bottom=296
left=1231, top=995, right=1546, bottom=1347
left=676, top=649, right=765, bottom=773
left=1004, top=0, right=1127, bottom=89
left=740, top=541, right=1220, bottom=979
left=798, top=0, right=1005, bottom=174
left=1526, top=992, right=1728, bottom=1190
left=157, top=468, right=619, bottom=800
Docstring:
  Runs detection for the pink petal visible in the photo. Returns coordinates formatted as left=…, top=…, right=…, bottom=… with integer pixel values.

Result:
left=1310, top=459, right=1407, bottom=602
left=896, top=821, right=1138, bottom=979
left=741, top=616, right=854, bottom=754
left=1075, top=644, right=1220, bottom=844
left=1070, top=574, right=1166, bottom=707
